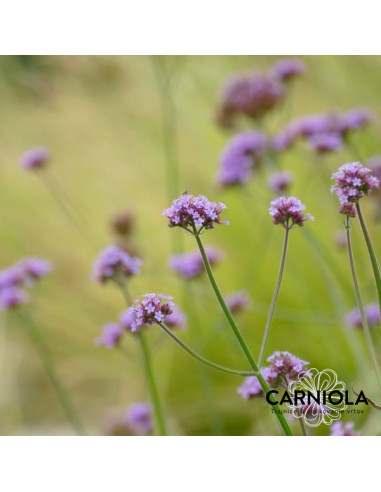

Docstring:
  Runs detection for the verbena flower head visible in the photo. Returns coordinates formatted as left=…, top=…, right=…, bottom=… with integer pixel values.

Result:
left=330, top=421, right=360, bottom=436
left=266, top=351, right=310, bottom=386
left=169, top=247, right=222, bottom=279
left=95, top=323, right=125, bottom=348
left=125, top=403, right=153, bottom=435
left=217, top=132, right=267, bottom=186
left=162, top=194, right=228, bottom=234
left=20, top=147, right=49, bottom=171
left=0, top=287, right=29, bottom=310
left=269, top=196, right=314, bottom=229
left=18, top=258, right=52, bottom=283
left=340, top=108, right=374, bottom=134
left=0, top=266, right=25, bottom=290
left=92, top=245, right=141, bottom=284
left=165, top=305, right=187, bottom=330
left=368, top=156, right=381, bottom=194
left=346, top=303, right=380, bottom=329
left=308, top=133, right=342, bottom=154
left=271, top=128, right=298, bottom=152
left=237, top=375, right=263, bottom=399
left=123, top=294, right=174, bottom=332
left=267, top=171, right=293, bottom=194
left=110, top=209, right=136, bottom=236
left=270, top=58, right=306, bottom=82
left=217, top=72, right=285, bottom=127
left=331, top=162, right=379, bottom=217
left=225, top=290, right=252, bottom=314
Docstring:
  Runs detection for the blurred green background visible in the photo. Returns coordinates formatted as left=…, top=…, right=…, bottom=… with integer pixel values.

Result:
left=0, top=55, right=380, bottom=436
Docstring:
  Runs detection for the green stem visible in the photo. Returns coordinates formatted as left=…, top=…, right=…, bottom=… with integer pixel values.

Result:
left=345, top=220, right=381, bottom=388
left=137, top=331, right=167, bottom=435
left=298, top=417, right=308, bottom=436
left=258, top=228, right=289, bottom=367
left=356, top=202, right=381, bottom=319
left=18, top=312, right=86, bottom=435
left=194, top=230, right=294, bottom=436
left=158, top=322, right=255, bottom=376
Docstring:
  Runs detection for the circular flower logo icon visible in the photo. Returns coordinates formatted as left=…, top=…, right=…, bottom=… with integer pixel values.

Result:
left=287, top=368, right=347, bottom=427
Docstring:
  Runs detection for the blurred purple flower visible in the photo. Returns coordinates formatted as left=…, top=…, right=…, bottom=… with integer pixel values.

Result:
left=270, top=58, right=306, bottom=82
left=18, top=258, right=52, bottom=284
left=237, top=375, right=263, bottom=399
left=125, top=403, right=153, bottom=435
left=162, top=194, right=228, bottom=233
left=92, top=245, right=141, bottom=284
left=269, top=196, right=314, bottom=229
left=267, top=171, right=293, bottom=194
left=340, top=108, right=374, bottom=134
left=225, top=290, right=252, bottom=314
left=169, top=247, right=222, bottom=280
left=0, top=287, right=29, bottom=310
left=217, top=131, right=267, bottom=186
left=331, top=162, right=379, bottom=217
left=123, top=294, right=174, bottom=332
left=308, top=133, right=342, bottom=154
left=20, top=147, right=49, bottom=171
left=346, top=303, right=380, bottom=329
left=95, top=323, right=125, bottom=348
left=0, top=266, right=25, bottom=290
left=217, top=72, right=285, bottom=127
left=330, top=421, right=360, bottom=436
left=165, top=305, right=188, bottom=330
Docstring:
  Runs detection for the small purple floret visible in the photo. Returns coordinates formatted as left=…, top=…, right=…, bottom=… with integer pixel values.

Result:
left=123, top=294, right=174, bottom=332
left=92, top=245, right=141, bottom=284
left=95, top=323, right=125, bottom=348
left=330, top=421, right=360, bottom=436
left=346, top=303, right=380, bottom=329
left=20, top=147, right=49, bottom=171
left=269, top=196, right=313, bottom=229
left=169, top=247, right=222, bottom=280
left=125, top=403, right=153, bottom=435
left=225, top=290, right=252, bottom=314
left=308, top=133, right=342, bottom=154
left=0, top=287, right=29, bottom=310
left=270, top=58, right=306, bottom=82
left=267, top=171, right=293, bottom=194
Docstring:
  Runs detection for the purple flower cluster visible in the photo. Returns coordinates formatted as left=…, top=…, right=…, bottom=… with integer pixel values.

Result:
left=20, top=147, right=49, bottom=171
left=217, top=72, right=285, bottom=128
left=121, top=294, right=174, bottom=333
left=269, top=196, right=313, bottom=229
left=331, top=162, right=379, bottom=217
left=346, top=303, right=380, bottom=329
left=270, top=58, right=306, bottom=82
left=225, top=290, right=252, bottom=314
left=271, top=108, right=374, bottom=155
left=125, top=403, right=153, bottom=435
left=92, top=245, right=141, bottom=284
left=95, top=323, right=125, bottom=348
left=217, top=132, right=267, bottom=186
left=0, top=258, right=52, bottom=310
left=267, top=171, right=293, bottom=194
left=330, top=421, right=360, bottom=436
left=368, top=155, right=381, bottom=194
left=238, top=351, right=309, bottom=399
left=162, top=194, right=228, bottom=233
left=169, top=247, right=222, bottom=280
left=165, top=305, right=188, bottom=331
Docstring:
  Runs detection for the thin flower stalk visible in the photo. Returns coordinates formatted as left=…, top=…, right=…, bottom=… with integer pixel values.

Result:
left=258, top=227, right=289, bottom=367
left=158, top=322, right=256, bottom=376
left=345, top=218, right=381, bottom=388
left=18, top=311, right=86, bottom=435
left=193, top=228, right=293, bottom=436
left=356, top=202, right=381, bottom=319
left=120, top=284, right=168, bottom=436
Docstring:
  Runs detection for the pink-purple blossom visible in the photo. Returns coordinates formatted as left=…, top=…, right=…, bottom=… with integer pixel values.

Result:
left=95, top=323, right=125, bottom=348
left=330, top=421, right=360, bottom=436
left=125, top=403, right=153, bottom=435
left=20, top=147, right=49, bottom=171
left=0, top=287, right=29, bottom=310
left=122, top=294, right=174, bottom=332
left=308, top=133, right=343, bottom=154
left=225, top=290, right=252, bottom=314
left=169, top=247, right=222, bottom=280
left=0, top=266, right=25, bottom=290
left=217, top=131, right=267, bottom=186
left=270, top=58, right=306, bottom=82
left=18, top=258, right=52, bottom=283
left=346, top=303, right=380, bottom=329
left=92, top=245, right=141, bottom=284
left=331, top=162, right=379, bottom=216
left=217, top=72, right=285, bottom=127
left=267, top=171, right=293, bottom=194
left=162, top=194, right=228, bottom=233
left=269, top=196, right=314, bottom=229
left=165, top=305, right=188, bottom=330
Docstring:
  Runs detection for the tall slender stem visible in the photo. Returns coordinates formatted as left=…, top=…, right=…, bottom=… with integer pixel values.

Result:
left=356, top=202, right=381, bottom=318
left=194, top=230, right=294, bottom=436
left=345, top=220, right=381, bottom=388
left=298, top=416, right=308, bottom=436
left=258, top=228, right=289, bottom=367
left=137, top=331, right=167, bottom=436
left=158, top=322, right=256, bottom=376
left=18, top=312, right=86, bottom=435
